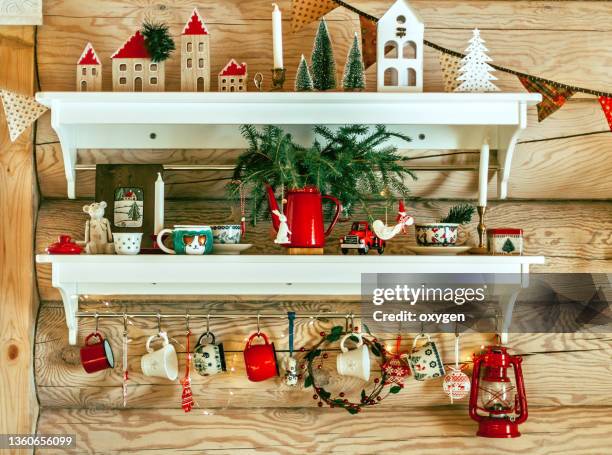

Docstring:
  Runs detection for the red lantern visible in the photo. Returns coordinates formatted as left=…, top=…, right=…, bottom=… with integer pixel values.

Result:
left=469, top=345, right=527, bottom=438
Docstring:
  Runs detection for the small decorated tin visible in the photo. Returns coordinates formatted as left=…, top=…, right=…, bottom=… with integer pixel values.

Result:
left=488, top=228, right=523, bottom=255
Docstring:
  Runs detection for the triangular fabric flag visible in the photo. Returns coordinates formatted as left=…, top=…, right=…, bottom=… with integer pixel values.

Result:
left=438, top=52, right=462, bottom=92
left=1, top=90, right=48, bottom=142
left=359, top=15, right=377, bottom=69
left=598, top=96, right=612, bottom=131
left=291, top=0, right=338, bottom=33
left=519, top=77, right=575, bottom=122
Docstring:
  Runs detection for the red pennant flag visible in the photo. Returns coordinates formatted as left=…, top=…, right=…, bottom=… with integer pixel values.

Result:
left=519, top=76, right=574, bottom=122
left=599, top=96, right=612, bottom=131
left=360, top=16, right=377, bottom=69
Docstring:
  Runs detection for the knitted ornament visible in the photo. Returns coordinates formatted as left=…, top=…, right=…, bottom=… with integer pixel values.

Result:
left=442, top=334, right=471, bottom=403
left=381, top=335, right=411, bottom=387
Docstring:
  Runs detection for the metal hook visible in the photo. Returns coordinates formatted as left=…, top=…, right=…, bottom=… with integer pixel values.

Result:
left=349, top=312, right=355, bottom=332
left=206, top=313, right=210, bottom=335
left=420, top=321, right=425, bottom=335
left=455, top=320, right=459, bottom=337
left=123, top=313, right=128, bottom=335
left=94, top=311, right=99, bottom=333
left=185, top=311, right=190, bottom=332
left=157, top=312, right=162, bottom=334
left=344, top=314, right=349, bottom=333
left=257, top=312, right=261, bottom=335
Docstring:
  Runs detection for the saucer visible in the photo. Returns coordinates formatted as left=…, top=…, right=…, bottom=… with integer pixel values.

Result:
left=406, top=245, right=472, bottom=256
left=211, top=244, right=253, bottom=255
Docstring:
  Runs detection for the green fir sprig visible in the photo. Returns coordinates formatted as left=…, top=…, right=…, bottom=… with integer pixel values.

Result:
left=142, top=21, right=175, bottom=63
left=439, top=203, right=475, bottom=224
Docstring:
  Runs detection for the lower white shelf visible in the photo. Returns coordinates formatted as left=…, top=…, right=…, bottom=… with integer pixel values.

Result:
left=36, top=254, right=545, bottom=344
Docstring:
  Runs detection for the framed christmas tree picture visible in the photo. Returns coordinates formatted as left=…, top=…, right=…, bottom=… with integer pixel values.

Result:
left=95, top=164, right=163, bottom=248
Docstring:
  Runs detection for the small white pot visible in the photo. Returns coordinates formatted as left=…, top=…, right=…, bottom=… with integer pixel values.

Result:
left=113, top=233, right=143, bottom=255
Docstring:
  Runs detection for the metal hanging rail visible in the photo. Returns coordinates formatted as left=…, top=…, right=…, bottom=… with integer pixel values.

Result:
left=76, top=311, right=359, bottom=320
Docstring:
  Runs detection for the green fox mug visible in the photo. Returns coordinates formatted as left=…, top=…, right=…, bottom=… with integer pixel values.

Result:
left=157, top=225, right=213, bottom=255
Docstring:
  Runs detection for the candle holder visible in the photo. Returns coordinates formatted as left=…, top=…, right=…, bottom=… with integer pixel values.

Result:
left=470, top=206, right=489, bottom=255
left=271, top=68, right=286, bottom=91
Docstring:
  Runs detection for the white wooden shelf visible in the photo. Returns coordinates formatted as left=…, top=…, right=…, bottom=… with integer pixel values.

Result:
left=36, top=92, right=541, bottom=199
left=36, top=254, right=545, bottom=344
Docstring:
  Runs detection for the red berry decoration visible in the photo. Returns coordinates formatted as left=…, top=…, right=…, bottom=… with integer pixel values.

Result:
left=320, top=331, right=325, bottom=337
left=317, top=364, right=322, bottom=369
left=339, top=392, right=345, bottom=397
left=300, top=347, right=305, bottom=352
left=318, top=402, right=323, bottom=407
left=374, top=378, right=379, bottom=383
left=323, top=353, right=328, bottom=359
left=376, top=396, right=382, bottom=401
left=313, top=394, right=318, bottom=400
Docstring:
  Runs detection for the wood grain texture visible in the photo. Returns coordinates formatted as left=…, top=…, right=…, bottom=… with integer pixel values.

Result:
left=35, top=406, right=612, bottom=454
left=0, top=25, right=38, bottom=448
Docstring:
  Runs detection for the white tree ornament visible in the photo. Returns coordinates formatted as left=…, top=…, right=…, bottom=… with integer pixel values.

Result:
left=454, top=29, right=499, bottom=93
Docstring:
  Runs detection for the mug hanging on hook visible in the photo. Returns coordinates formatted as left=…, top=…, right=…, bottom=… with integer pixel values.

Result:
left=194, top=312, right=226, bottom=376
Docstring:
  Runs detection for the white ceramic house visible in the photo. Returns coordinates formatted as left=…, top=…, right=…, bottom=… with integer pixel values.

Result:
left=76, top=43, right=102, bottom=91
left=376, top=0, right=424, bottom=92
left=181, top=8, right=211, bottom=92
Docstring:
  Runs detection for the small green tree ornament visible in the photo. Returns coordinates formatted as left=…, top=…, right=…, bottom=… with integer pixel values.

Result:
left=502, top=238, right=515, bottom=254
left=128, top=201, right=141, bottom=221
left=343, top=33, right=366, bottom=91
left=295, top=54, right=314, bottom=91
left=311, top=19, right=336, bottom=91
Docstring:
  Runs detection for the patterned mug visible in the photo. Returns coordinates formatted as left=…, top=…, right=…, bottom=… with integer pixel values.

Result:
left=408, top=334, right=445, bottom=381
left=193, top=332, right=226, bottom=376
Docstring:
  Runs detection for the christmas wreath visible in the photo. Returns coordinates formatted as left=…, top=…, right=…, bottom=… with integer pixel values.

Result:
left=301, top=326, right=404, bottom=414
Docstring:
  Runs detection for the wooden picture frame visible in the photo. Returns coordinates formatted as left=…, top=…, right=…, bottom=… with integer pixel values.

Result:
left=95, top=164, right=163, bottom=248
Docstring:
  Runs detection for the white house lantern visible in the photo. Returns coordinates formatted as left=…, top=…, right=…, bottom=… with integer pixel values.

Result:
left=376, top=0, right=424, bottom=92
left=76, top=43, right=102, bottom=92
left=181, top=8, right=211, bottom=92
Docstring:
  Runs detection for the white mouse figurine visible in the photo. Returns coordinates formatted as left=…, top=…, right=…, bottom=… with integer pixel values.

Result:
left=83, top=201, right=115, bottom=254
left=272, top=209, right=291, bottom=244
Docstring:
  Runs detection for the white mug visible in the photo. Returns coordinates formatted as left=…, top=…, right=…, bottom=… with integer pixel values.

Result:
left=141, top=332, right=178, bottom=381
left=336, top=333, right=370, bottom=381
left=283, top=356, right=298, bottom=386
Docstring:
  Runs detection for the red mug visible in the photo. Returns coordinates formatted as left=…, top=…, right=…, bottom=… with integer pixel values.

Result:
left=80, top=332, right=115, bottom=374
left=243, top=332, right=278, bottom=382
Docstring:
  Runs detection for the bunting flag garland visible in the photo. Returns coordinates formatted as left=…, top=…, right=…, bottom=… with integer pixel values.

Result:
left=438, top=52, right=462, bottom=92
left=359, top=15, right=377, bottom=69
left=519, top=77, right=575, bottom=122
left=1, top=90, right=48, bottom=142
left=599, top=97, right=612, bottom=131
left=291, top=0, right=338, bottom=33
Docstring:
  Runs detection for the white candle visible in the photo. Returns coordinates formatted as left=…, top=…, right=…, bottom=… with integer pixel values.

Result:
left=272, top=3, right=284, bottom=69
left=478, top=140, right=489, bottom=206
left=154, top=172, right=164, bottom=235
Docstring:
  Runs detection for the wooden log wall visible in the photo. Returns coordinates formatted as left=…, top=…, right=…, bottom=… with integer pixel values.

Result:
left=32, top=0, right=611, bottom=453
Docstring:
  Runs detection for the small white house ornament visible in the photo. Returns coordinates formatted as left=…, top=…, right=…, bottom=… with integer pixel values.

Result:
left=376, top=0, right=424, bottom=92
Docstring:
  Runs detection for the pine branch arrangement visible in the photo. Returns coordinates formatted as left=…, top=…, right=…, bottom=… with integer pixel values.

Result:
left=343, top=33, right=366, bottom=91
left=295, top=54, right=314, bottom=91
left=231, top=125, right=416, bottom=223
left=142, top=21, right=176, bottom=63
left=310, top=19, right=336, bottom=91
left=439, top=203, right=475, bottom=224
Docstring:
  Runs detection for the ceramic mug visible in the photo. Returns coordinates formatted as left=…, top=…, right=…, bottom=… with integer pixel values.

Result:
left=336, top=333, right=370, bottom=381
left=283, top=356, right=298, bottom=386
left=80, top=332, right=115, bottom=373
left=211, top=225, right=242, bottom=244
left=415, top=223, right=459, bottom=246
left=193, top=332, right=226, bottom=376
left=157, top=225, right=213, bottom=255
left=243, top=332, right=278, bottom=382
left=409, top=334, right=445, bottom=381
left=141, top=331, right=178, bottom=381
left=113, top=232, right=143, bottom=255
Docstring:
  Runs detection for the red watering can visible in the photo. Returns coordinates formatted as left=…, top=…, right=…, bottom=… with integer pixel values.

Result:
left=266, top=184, right=342, bottom=248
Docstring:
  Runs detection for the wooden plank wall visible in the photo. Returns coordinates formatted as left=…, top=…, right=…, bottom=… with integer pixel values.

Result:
left=32, top=0, right=611, bottom=453
left=0, top=25, right=39, bottom=453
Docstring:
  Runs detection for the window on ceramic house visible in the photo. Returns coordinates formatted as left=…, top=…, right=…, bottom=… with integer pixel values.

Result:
left=238, top=78, right=243, bottom=83
left=150, top=64, right=157, bottom=72
left=384, top=41, right=399, bottom=59
left=407, top=68, right=417, bottom=86
left=199, top=42, right=204, bottom=52
left=222, top=78, right=227, bottom=83
left=198, top=58, right=204, bottom=68
left=135, top=63, right=143, bottom=72
left=81, top=81, right=87, bottom=91
left=403, top=41, right=417, bottom=59
left=92, top=68, right=97, bottom=76
left=119, top=64, right=127, bottom=71
left=230, top=78, right=235, bottom=83
left=82, top=67, right=87, bottom=75
left=119, top=77, right=127, bottom=85
left=187, top=59, right=193, bottom=68
left=150, top=77, right=158, bottom=85
left=384, top=67, right=398, bottom=86
left=187, top=42, right=193, bottom=52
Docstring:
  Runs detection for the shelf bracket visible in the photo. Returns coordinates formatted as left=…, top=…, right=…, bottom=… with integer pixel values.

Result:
left=51, top=103, right=77, bottom=199
left=497, top=101, right=529, bottom=199
left=57, top=284, right=79, bottom=345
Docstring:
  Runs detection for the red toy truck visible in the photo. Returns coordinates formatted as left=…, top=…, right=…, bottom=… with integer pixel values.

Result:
left=340, top=221, right=385, bottom=255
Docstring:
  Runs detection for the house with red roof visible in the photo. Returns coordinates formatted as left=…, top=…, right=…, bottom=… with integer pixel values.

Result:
left=181, top=8, right=210, bottom=92
left=111, top=30, right=165, bottom=92
left=76, top=43, right=102, bottom=91
left=218, top=59, right=248, bottom=92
